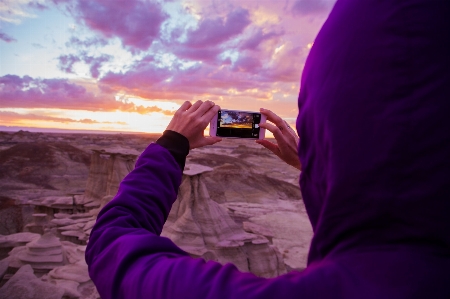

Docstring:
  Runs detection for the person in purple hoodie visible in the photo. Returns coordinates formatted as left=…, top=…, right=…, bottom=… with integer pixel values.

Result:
left=86, top=0, right=450, bottom=298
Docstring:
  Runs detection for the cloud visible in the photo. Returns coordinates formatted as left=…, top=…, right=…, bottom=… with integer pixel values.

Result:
left=101, top=63, right=172, bottom=91
left=291, top=0, right=334, bottom=15
left=259, top=44, right=306, bottom=82
left=73, top=0, right=168, bottom=51
left=239, top=28, right=283, bottom=51
left=0, top=75, right=175, bottom=115
left=135, top=105, right=174, bottom=116
left=164, top=7, right=252, bottom=64
left=28, top=1, right=48, bottom=10
left=84, top=54, right=111, bottom=78
left=173, top=47, right=222, bottom=63
left=0, top=0, right=35, bottom=24
left=31, top=42, right=44, bottom=48
left=0, top=111, right=126, bottom=125
left=0, top=31, right=17, bottom=43
left=184, top=8, right=251, bottom=48
left=100, top=60, right=268, bottom=102
left=58, top=54, right=81, bottom=73
left=232, top=55, right=262, bottom=73
left=66, top=36, right=108, bottom=48
left=0, top=75, right=128, bottom=111
left=58, top=52, right=112, bottom=78
left=98, top=38, right=305, bottom=103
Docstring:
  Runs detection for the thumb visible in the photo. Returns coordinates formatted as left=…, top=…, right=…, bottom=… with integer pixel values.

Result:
left=203, top=137, right=222, bottom=146
left=256, top=139, right=280, bottom=156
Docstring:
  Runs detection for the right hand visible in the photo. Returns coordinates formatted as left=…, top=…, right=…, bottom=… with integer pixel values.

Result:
left=256, top=108, right=302, bottom=170
left=166, top=100, right=222, bottom=149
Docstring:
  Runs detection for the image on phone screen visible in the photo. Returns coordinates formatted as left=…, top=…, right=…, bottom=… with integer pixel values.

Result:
left=216, top=110, right=261, bottom=138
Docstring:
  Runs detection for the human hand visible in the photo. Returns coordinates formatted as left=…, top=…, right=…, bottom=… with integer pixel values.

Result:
left=166, top=100, right=222, bottom=149
left=255, top=108, right=301, bottom=170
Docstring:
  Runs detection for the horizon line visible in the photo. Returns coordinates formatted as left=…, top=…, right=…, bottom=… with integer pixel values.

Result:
left=0, top=126, right=162, bottom=135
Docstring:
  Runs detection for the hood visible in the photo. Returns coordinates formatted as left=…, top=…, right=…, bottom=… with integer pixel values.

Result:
left=296, top=0, right=450, bottom=264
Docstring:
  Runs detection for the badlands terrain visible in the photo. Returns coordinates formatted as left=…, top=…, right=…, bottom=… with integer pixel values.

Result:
left=0, top=130, right=312, bottom=298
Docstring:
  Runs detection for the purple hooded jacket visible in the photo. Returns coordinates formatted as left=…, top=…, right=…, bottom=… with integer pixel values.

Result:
left=85, top=0, right=450, bottom=298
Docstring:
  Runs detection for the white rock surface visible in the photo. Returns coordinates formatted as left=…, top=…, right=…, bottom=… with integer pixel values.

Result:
left=49, top=260, right=90, bottom=283
left=162, top=171, right=287, bottom=278
left=0, top=264, right=65, bottom=299
left=62, top=241, right=86, bottom=264
left=249, top=211, right=313, bottom=270
left=82, top=149, right=137, bottom=209
left=8, top=233, right=65, bottom=271
left=0, top=232, right=40, bottom=248
left=183, top=164, right=213, bottom=176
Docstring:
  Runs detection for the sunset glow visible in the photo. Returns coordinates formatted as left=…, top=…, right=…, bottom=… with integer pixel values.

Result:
left=0, top=0, right=336, bottom=133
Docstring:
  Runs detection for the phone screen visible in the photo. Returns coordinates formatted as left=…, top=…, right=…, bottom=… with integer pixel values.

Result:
left=216, top=110, right=262, bottom=138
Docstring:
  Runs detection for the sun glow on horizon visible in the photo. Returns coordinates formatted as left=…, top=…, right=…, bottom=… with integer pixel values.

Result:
left=0, top=107, right=175, bottom=133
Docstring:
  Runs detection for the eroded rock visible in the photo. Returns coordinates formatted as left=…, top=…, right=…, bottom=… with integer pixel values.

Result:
left=0, top=264, right=65, bottom=299
left=162, top=165, right=287, bottom=278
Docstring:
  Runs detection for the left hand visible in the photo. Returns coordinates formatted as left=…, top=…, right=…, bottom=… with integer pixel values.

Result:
left=256, top=108, right=301, bottom=170
left=166, top=100, right=222, bottom=149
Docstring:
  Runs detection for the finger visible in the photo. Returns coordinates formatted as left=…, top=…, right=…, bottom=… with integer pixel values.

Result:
left=259, top=122, right=284, bottom=140
left=193, top=100, right=214, bottom=117
left=187, top=100, right=203, bottom=113
left=204, top=137, right=222, bottom=146
left=192, top=137, right=222, bottom=149
left=255, top=140, right=281, bottom=157
left=260, top=108, right=285, bottom=128
left=177, top=101, right=192, bottom=113
left=200, top=104, right=220, bottom=123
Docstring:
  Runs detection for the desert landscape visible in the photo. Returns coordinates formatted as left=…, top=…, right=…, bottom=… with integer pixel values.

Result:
left=0, top=130, right=312, bottom=299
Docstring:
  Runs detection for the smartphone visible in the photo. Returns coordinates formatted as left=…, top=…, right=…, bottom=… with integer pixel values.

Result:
left=209, top=109, right=266, bottom=139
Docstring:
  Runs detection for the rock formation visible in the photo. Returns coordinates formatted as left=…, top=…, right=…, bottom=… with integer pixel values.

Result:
left=0, top=264, right=65, bottom=299
left=0, top=142, right=90, bottom=192
left=8, top=232, right=66, bottom=275
left=0, top=132, right=313, bottom=297
left=80, top=148, right=138, bottom=210
left=162, top=164, right=287, bottom=278
left=0, top=232, right=40, bottom=260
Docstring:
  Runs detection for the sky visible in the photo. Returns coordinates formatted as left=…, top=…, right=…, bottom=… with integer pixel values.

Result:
left=0, top=0, right=336, bottom=133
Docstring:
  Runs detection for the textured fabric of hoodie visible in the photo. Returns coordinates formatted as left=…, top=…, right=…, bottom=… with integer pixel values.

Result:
left=86, top=0, right=450, bottom=298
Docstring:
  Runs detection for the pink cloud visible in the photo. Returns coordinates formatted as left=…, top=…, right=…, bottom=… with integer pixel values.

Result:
left=232, top=55, right=262, bottom=73
left=239, top=28, right=283, bottom=51
left=260, top=46, right=305, bottom=82
left=0, top=75, right=176, bottom=115
left=0, top=31, right=16, bottom=43
left=184, top=8, right=251, bottom=48
left=101, top=64, right=172, bottom=90
left=58, top=54, right=81, bottom=73
left=0, top=75, right=126, bottom=111
left=173, top=48, right=222, bottom=63
left=83, top=54, right=111, bottom=78
left=98, top=41, right=304, bottom=102
left=74, top=0, right=168, bottom=50
left=164, top=8, right=252, bottom=64
left=99, top=61, right=270, bottom=102
left=58, top=52, right=111, bottom=78
left=291, top=0, right=333, bottom=15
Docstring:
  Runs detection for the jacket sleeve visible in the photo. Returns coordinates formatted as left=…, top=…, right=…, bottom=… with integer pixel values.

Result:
left=85, top=141, right=311, bottom=299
